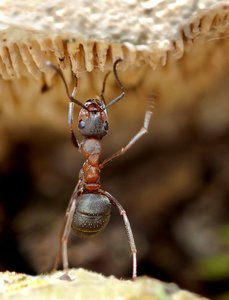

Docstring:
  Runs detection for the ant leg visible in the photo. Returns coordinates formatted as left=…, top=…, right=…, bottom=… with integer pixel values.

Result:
left=45, top=61, right=86, bottom=149
left=68, top=86, right=79, bottom=149
left=100, top=95, right=155, bottom=168
left=52, top=181, right=81, bottom=271
left=103, top=59, right=125, bottom=110
left=99, top=189, right=137, bottom=279
left=61, top=198, right=77, bottom=273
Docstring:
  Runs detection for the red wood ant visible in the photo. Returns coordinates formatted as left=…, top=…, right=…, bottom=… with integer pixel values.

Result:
left=46, top=59, right=154, bottom=279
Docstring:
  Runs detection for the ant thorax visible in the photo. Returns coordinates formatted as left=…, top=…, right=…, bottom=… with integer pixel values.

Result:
left=80, top=138, right=102, bottom=161
left=80, top=138, right=102, bottom=192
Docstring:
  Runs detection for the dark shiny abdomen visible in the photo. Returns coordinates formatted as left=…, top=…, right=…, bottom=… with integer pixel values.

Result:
left=71, top=193, right=111, bottom=237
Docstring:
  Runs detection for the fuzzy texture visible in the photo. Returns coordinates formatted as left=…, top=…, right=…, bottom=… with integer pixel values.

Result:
left=0, top=0, right=228, bottom=78
left=0, top=268, right=209, bottom=300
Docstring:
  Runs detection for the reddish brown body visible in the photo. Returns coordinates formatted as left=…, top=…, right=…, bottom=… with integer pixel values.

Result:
left=80, top=138, right=102, bottom=192
left=47, top=58, right=154, bottom=279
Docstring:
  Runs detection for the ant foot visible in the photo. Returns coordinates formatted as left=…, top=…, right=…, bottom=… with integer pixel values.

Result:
left=59, top=273, right=72, bottom=281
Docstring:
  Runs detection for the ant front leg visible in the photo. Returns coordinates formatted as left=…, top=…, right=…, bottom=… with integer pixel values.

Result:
left=100, top=96, right=155, bottom=169
left=45, top=61, right=81, bottom=149
left=68, top=86, right=80, bottom=149
left=99, top=189, right=137, bottom=279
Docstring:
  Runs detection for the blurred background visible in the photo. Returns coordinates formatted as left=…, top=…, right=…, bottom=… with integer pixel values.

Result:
left=0, top=37, right=229, bottom=299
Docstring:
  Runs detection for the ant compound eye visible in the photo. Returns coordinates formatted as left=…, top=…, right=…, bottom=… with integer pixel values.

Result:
left=79, top=120, right=85, bottom=129
left=104, top=121, right=108, bottom=131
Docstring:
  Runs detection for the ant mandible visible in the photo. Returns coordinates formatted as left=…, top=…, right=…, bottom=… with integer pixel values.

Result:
left=46, top=59, right=154, bottom=279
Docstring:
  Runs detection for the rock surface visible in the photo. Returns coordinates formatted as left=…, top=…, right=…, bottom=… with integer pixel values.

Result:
left=0, top=268, right=208, bottom=300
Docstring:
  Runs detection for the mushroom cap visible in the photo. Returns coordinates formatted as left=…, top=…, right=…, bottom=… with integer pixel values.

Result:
left=0, top=0, right=228, bottom=78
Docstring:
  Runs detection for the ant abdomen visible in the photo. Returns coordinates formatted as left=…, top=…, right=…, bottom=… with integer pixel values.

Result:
left=71, top=193, right=111, bottom=237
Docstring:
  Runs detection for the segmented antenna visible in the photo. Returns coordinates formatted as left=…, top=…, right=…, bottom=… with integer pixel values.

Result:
left=45, top=61, right=89, bottom=111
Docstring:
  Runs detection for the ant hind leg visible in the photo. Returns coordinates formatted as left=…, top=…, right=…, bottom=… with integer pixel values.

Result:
left=52, top=182, right=80, bottom=281
left=99, top=189, right=137, bottom=279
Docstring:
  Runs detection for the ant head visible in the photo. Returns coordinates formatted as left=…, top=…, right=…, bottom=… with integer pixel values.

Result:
left=78, top=98, right=108, bottom=138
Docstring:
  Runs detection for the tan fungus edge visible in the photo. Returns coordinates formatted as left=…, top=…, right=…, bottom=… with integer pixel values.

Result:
left=0, top=5, right=228, bottom=80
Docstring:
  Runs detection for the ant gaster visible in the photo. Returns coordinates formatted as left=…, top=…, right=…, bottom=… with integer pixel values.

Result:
left=46, top=59, right=154, bottom=279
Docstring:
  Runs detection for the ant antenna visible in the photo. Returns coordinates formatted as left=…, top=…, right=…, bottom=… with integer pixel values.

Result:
left=100, top=71, right=111, bottom=104
left=46, top=61, right=89, bottom=111
left=102, top=58, right=125, bottom=111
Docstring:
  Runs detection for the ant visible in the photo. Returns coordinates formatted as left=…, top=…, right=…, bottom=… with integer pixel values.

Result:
left=46, top=59, right=154, bottom=279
